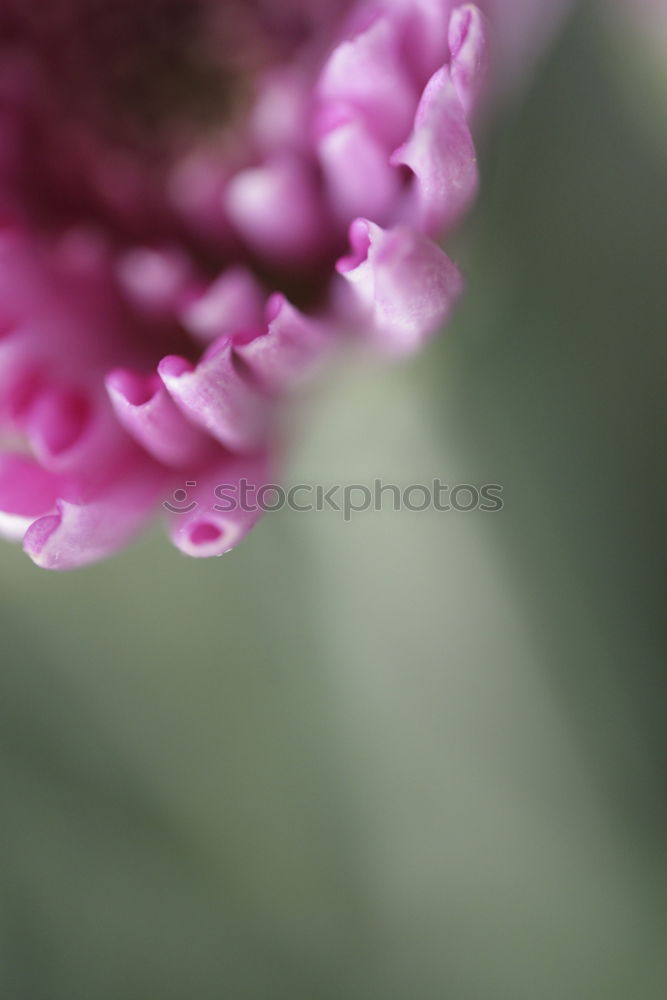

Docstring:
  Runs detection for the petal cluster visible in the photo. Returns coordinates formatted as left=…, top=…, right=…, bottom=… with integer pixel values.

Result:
left=0, top=0, right=490, bottom=568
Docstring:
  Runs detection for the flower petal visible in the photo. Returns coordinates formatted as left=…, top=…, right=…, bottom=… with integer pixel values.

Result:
left=249, top=68, right=311, bottom=153
left=0, top=319, right=33, bottom=421
left=235, top=294, right=329, bottom=393
left=224, top=157, right=326, bottom=263
left=166, top=454, right=271, bottom=559
left=158, top=340, right=269, bottom=454
left=106, top=369, right=214, bottom=468
left=385, top=0, right=456, bottom=87
left=0, top=453, right=59, bottom=541
left=391, top=65, right=478, bottom=236
left=21, top=384, right=137, bottom=479
left=180, top=268, right=265, bottom=346
left=116, top=247, right=192, bottom=318
left=316, top=15, right=417, bottom=149
left=317, top=111, right=401, bottom=225
left=23, top=461, right=164, bottom=570
left=337, top=218, right=464, bottom=355
left=449, top=5, right=489, bottom=117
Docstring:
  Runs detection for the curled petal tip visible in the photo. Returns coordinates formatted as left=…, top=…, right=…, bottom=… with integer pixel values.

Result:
left=159, top=343, right=269, bottom=454
left=337, top=219, right=465, bottom=356
left=23, top=465, right=163, bottom=570
left=158, top=355, right=194, bottom=380
left=449, top=5, right=490, bottom=118
left=166, top=457, right=270, bottom=559
left=236, top=295, right=329, bottom=393
left=391, top=66, right=478, bottom=236
left=106, top=368, right=212, bottom=468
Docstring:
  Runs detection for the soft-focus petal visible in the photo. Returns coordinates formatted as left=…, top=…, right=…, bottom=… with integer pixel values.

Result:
left=166, top=454, right=271, bottom=559
left=167, top=150, right=235, bottom=247
left=20, top=385, right=134, bottom=478
left=385, top=0, right=455, bottom=86
left=159, top=340, right=270, bottom=454
left=180, top=268, right=265, bottom=346
left=236, top=294, right=330, bottom=393
left=249, top=68, right=312, bottom=153
left=224, top=157, right=326, bottom=263
left=0, top=453, right=59, bottom=541
left=0, top=319, right=33, bottom=419
left=316, top=15, right=417, bottom=149
left=391, top=66, right=478, bottom=236
left=106, top=369, right=214, bottom=468
left=23, top=461, right=164, bottom=570
left=337, top=218, right=464, bottom=355
left=317, top=111, right=402, bottom=225
left=116, top=247, right=192, bottom=319
left=449, top=4, right=490, bottom=117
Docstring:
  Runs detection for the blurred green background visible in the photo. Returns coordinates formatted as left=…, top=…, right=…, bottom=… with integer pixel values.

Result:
left=1, top=5, right=665, bottom=998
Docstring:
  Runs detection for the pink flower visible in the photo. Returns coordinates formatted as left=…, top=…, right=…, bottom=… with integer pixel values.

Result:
left=0, top=0, right=563, bottom=568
